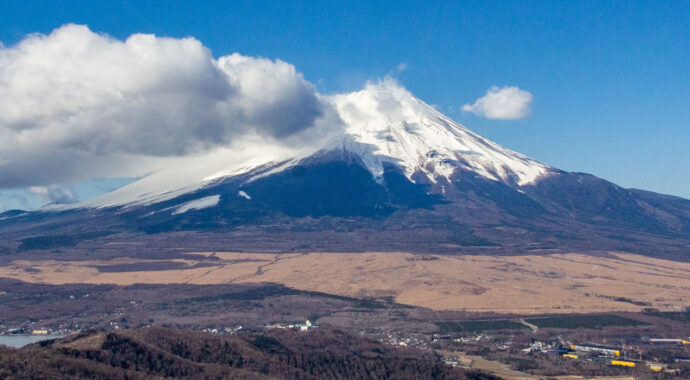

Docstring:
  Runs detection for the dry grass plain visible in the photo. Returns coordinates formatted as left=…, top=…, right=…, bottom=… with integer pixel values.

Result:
left=1, top=251, right=689, bottom=314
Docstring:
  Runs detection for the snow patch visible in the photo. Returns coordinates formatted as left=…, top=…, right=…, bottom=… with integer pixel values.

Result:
left=238, top=190, right=251, bottom=200
left=172, top=195, right=220, bottom=215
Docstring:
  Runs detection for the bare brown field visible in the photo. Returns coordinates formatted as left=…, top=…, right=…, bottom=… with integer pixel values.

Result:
left=1, top=251, right=688, bottom=314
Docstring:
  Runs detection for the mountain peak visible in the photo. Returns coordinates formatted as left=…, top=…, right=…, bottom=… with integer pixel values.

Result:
left=332, top=80, right=552, bottom=186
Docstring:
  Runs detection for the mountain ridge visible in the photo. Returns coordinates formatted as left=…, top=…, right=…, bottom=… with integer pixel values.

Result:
left=40, top=80, right=554, bottom=211
left=1, top=81, right=688, bottom=261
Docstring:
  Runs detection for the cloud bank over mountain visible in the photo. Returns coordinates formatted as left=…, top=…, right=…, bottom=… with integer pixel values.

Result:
left=0, top=24, right=338, bottom=188
left=0, top=24, right=538, bottom=201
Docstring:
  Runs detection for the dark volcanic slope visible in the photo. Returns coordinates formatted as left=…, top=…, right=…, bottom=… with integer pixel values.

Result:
left=0, top=327, right=497, bottom=380
left=1, top=152, right=689, bottom=261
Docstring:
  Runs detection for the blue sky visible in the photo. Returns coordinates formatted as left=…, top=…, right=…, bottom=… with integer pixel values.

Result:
left=0, top=1, right=688, bottom=210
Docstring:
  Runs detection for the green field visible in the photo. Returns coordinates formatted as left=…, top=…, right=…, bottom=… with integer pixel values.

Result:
left=525, top=314, right=648, bottom=329
left=436, top=320, right=528, bottom=333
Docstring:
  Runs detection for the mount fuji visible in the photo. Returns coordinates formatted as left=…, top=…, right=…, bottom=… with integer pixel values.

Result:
left=2, top=81, right=689, bottom=259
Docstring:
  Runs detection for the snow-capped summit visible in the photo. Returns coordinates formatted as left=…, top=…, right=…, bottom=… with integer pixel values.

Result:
left=332, top=80, right=552, bottom=186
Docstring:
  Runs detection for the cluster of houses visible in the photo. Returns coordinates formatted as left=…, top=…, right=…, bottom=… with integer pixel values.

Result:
left=265, top=320, right=318, bottom=332
left=1, top=326, right=69, bottom=336
left=524, top=338, right=690, bottom=374
left=376, top=331, right=428, bottom=349
left=202, top=325, right=244, bottom=335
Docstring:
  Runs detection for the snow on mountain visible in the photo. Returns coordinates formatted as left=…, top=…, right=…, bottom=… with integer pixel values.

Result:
left=171, top=195, right=220, bottom=215
left=49, top=145, right=300, bottom=210
left=52, top=80, right=553, bottom=210
left=332, top=80, right=552, bottom=186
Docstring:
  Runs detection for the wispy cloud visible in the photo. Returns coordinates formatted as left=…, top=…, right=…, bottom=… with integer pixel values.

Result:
left=393, top=63, right=407, bottom=74
left=384, top=63, right=408, bottom=78
left=462, top=86, right=533, bottom=120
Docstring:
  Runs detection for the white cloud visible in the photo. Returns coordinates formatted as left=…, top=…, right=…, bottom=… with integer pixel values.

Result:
left=29, top=185, right=78, bottom=204
left=461, top=86, right=533, bottom=120
left=0, top=24, right=339, bottom=188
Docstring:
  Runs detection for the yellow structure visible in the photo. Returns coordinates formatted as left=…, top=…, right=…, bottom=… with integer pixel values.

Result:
left=611, top=360, right=636, bottom=367
left=648, top=364, right=663, bottom=372
left=570, top=344, right=620, bottom=357
left=31, top=329, right=48, bottom=335
left=562, top=354, right=578, bottom=359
